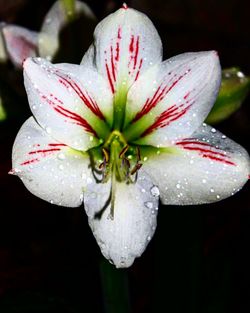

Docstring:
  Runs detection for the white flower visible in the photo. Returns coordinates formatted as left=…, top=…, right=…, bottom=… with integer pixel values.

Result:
left=11, top=4, right=250, bottom=268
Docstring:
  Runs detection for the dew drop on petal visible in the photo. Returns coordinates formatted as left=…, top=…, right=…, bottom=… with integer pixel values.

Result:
left=150, top=186, right=160, bottom=197
left=144, top=201, right=153, bottom=209
left=46, top=127, right=52, bottom=134
left=211, top=128, right=216, bottom=133
left=210, top=188, right=215, bottom=193
left=57, top=153, right=66, bottom=160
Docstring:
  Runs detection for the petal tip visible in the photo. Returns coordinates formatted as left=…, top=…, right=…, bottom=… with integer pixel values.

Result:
left=121, top=3, right=128, bottom=9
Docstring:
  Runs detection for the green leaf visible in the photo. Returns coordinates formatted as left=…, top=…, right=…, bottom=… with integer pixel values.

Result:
left=0, top=95, right=7, bottom=121
left=206, top=67, right=250, bottom=124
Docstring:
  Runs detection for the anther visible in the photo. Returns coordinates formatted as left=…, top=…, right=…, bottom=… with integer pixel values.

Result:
left=130, top=163, right=142, bottom=175
left=119, top=145, right=129, bottom=158
left=102, top=148, right=109, bottom=163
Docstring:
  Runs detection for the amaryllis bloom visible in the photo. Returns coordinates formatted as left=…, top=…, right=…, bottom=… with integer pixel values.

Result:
left=11, top=4, right=250, bottom=268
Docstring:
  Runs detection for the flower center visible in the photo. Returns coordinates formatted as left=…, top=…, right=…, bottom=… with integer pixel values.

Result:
left=99, top=130, right=142, bottom=184
left=89, top=130, right=142, bottom=219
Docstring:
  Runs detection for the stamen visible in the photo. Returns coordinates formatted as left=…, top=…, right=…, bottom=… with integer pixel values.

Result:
left=130, top=163, right=142, bottom=175
left=119, top=145, right=129, bottom=158
left=136, top=146, right=141, bottom=161
left=102, top=148, right=109, bottom=163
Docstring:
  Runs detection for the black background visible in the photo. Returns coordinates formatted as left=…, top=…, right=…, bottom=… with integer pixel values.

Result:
left=0, top=0, right=250, bottom=312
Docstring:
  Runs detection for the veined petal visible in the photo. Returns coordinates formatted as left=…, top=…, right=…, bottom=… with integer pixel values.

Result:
left=23, top=57, right=112, bottom=151
left=123, top=51, right=221, bottom=146
left=11, top=117, right=93, bottom=207
left=81, top=5, right=162, bottom=95
left=142, top=124, right=250, bottom=205
left=2, top=25, right=38, bottom=68
left=39, top=0, right=96, bottom=60
left=84, top=171, right=159, bottom=268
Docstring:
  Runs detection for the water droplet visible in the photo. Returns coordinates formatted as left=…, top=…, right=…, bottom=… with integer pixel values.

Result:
left=57, top=153, right=65, bottom=160
left=211, top=128, right=216, bottom=133
left=79, top=194, right=84, bottom=202
left=176, top=183, right=181, bottom=189
left=59, top=164, right=64, bottom=170
left=46, top=127, right=52, bottom=134
left=202, top=179, right=207, bottom=184
left=216, top=195, right=220, bottom=199
left=141, top=188, right=146, bottom=193
left=210, top=188, right=215, bottom=193
left=50, top=200, right=54, bottom=204
left=221, top=135, right=226, bottom=139
left=150, top=186, right=160, bottom=197
left=147, top=236, right=151, bottom=241
left=144, top=201, right=153, bottom=209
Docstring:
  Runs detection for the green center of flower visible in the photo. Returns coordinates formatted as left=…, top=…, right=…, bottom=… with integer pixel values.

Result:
left=88, top=130, right=142, bottom=218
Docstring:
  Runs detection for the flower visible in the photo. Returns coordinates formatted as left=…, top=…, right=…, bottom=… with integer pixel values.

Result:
left=11, top=4, right=250, bottom=268
left=0, top=0, right=96, bottom=68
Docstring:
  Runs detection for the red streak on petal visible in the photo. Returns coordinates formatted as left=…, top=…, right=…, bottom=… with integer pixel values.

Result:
left=201, top=154, right=236, bottom=166
left=135, top=58, right=143, bottom=81
left=129, top=35, right=134, bottom=53
left=115, top=42, right=120, bottom=62
left=141, top=103, right=192, bottom=137
left=48, top=143, right=66, bottom=147
left=41, top=95, right=97, bottom=135
left=118, top=27, right=122, bottom=40
left=105, top=63, right=115, bottom=94
left=133, top=36, right=139, bottom=70
left=176, top=140, right=212, bottom=147
left=21, top=158, right=39, bottom=166
left=179, top=146, right=228, bottom=158
left=133, top=69, right=191, bottom=122
left=110, top=46, right=116, bottom=82
left=28, top=148, right=61, bottom=155
left=57, top=75, right=104, bottom=120
left=184, top=91, right=191, bottom=99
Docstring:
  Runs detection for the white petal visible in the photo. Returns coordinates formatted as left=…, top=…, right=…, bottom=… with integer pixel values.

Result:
left=23, top=57, right=112, bottom=151
left=11, top=117, right=93, bottom=207
left=81, top=6, right=162, bottom=94
left=84, top=171, right=159, bottom=268
left=143, top=124, right=250, bottom=205
left=2, top=25, right=38, bottom=67
left=39, top=0, right=96, bottom=60
left=123, top=51, right=221, bottom=146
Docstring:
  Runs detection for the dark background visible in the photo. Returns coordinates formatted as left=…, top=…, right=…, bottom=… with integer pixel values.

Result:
left=0, top=0, right=250, bottom=312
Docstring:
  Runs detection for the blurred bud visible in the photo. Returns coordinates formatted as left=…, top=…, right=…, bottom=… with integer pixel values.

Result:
left=2, top=25, right=38, bottom=68
left=206, top=68, right=250, bottom=124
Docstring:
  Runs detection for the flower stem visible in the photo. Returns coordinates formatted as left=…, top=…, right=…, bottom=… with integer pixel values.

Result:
left=99, top=259, right=131, bottom=313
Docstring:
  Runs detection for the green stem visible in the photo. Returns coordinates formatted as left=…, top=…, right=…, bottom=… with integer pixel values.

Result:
left=61, top=0, right=76, bottom=21
left=99, top=259, right=131, bottom=313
